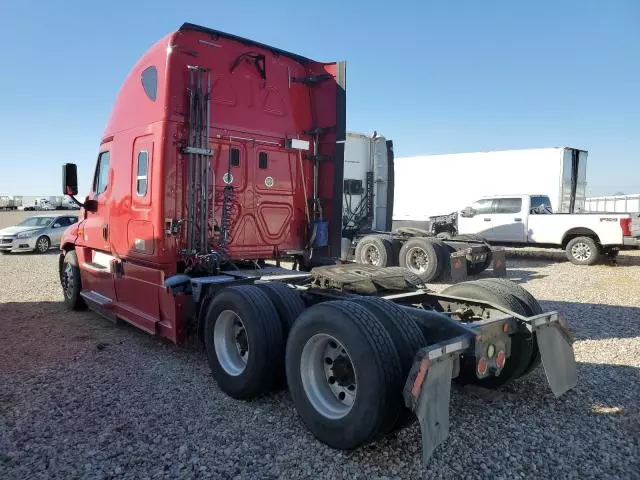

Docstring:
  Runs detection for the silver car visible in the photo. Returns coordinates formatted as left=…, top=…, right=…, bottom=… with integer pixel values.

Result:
left=0, top=214, right=79, bottom=254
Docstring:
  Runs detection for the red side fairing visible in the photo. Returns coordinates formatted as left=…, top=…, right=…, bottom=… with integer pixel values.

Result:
left=164, top=27, right=345, bottom=261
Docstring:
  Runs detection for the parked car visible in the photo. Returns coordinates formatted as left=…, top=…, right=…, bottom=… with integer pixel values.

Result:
left=0, top=214, right=79, bottom=254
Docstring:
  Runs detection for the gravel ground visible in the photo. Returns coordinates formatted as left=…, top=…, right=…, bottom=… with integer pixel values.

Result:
left=1, top=211, right=639, bottom=479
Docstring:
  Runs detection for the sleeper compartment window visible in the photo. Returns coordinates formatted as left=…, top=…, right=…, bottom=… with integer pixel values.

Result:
left=141, top=66, right=157, bottom=101
left=136, top=151, right=149, bottom=196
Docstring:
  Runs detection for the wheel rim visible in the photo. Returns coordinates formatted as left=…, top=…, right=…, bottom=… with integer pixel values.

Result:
left=300, top=334, right=357, bottom=420
left=62, top=262, right=75, bottom=299
left=213, top=310, right=249, bottom=376
left=571, top=242, right=591, bottom=261
left=361, top=244, right=381, bottom=265
left=406, top=246, right=428, bottom=273
left=37, top=237, right=49, bottom=253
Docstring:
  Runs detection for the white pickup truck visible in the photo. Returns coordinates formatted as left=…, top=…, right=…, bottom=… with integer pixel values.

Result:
left=446, top=194, right=638, bottom=265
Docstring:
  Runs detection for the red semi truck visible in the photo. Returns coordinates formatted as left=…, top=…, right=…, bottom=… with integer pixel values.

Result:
left=59, top=23, right=577, bottom=466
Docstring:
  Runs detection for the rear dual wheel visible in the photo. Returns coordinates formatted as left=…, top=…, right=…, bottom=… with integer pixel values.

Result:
left=399, top=237, right=448, bottom=283
left=286, top=300, right=411, bottom=450
left=440, top=279, right=539, bottom=387
left=354, top=235, right=399, bottom=267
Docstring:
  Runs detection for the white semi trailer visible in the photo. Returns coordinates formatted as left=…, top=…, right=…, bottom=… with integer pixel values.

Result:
left=392, top=147, right=588, bottom=233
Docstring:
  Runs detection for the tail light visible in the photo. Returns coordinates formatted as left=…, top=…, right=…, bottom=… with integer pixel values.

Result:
left=477, top=357, right=488, bottom=376
left=495, top=350, right=506, bottom=369
left=620, top=218, right=632, bottom=236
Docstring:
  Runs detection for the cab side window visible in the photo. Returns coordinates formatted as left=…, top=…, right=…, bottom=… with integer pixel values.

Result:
left=495, top=198, right=522, bottom=214
left=93, top=151, right=110, bottom=194
left=471, top=199, right=494, bottom=214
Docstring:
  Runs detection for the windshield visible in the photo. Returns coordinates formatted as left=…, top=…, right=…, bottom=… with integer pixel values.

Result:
left=17, top=216, right=54, bottom=227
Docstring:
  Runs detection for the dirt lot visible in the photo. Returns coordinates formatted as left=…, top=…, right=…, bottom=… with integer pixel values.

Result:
left=1, top=210, right=639, bottom=479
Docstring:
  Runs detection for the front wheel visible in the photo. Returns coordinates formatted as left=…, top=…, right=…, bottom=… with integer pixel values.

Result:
left=565, top=236, right=600, bottom=265
left=60, top=250, right=87, bottom=310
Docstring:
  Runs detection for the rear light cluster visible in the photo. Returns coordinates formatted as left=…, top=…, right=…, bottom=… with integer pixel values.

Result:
left=620, top=218, right=632, bottom=237
left=476, top=343, right=506, bottom=377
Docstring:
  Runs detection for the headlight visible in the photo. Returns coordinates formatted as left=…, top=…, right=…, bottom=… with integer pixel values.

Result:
left=17, top=231, right=39, bottom=239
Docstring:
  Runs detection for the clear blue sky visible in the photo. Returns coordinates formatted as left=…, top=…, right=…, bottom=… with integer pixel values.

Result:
left=0, top=0, right=638, bottom=197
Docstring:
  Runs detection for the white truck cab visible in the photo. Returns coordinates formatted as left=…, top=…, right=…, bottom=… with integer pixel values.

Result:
left=457, top=194, right=637, bottom=264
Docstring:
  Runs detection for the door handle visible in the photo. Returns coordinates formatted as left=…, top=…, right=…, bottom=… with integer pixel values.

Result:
left=483, top=218, right=491, bottom=222
left=514, top=218, right=522, bottom=222
left=102, top=224, right=108, bottom=241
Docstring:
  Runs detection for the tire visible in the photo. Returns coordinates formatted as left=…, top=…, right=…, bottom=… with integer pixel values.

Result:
left=565, top=236, right=600, bottom=265
left=399, top=238, right=443, bottom=283
left=285, top=300, right=404, bottom=450
left=440, top=281, right=534, bottom=387
left=60, top=250, right=87, bottom=311
left=354, top=235, right=394, bottom=267
left=255, top=281, right=305, bottom=337
left=204, top=285, right=284, bottom=399
left=35, top=235, right=50, bottom=254
left=475, top=278, right=543, bottom=375
left=351, top=296, right=427, bottom=431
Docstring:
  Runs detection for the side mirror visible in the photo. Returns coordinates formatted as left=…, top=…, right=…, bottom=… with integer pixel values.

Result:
left=63, top=163, right=78, bottom=195
left=461, top=207, right=475, bottom=217
left=84, top=199, right=98, bottom=213
left=53, top=223, right=61, bottom=228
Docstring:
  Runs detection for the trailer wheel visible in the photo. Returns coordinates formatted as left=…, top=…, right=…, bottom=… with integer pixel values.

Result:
left=440, top=281, right=534, bottom=387
left=204, top=285, right=284, bottom=399
left=60, top=250, right=87, bottom=311
left=565, top=236, right=600, bottom=265
left=351, top=296, right=427, bottom=431
left=285, top=301, right=404, bottom=450
left=255, top=281, right=305, bottom=337
left=354, top=235, right=394, bottom=267
left=476, top=278, right=543, bottom=375
left=399, top=238, right=443, bottom=283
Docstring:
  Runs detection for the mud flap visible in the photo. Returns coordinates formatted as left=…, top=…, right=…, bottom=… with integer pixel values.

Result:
left=449, top=251, right=468, bottom=282
left=404, top=340, right=468, bottom=465
left=536, top=322, right=577, bottom=397
left=491, top=247, right=506, bottom=277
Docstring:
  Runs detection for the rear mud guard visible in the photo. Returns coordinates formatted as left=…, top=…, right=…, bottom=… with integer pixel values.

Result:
left=448, top=251, right=469, bottom=282
left=530, top=314, right=577, bottom=396
left=491, top=247, right=506, bottom=277
left=403, top=338, right=469, bottom=465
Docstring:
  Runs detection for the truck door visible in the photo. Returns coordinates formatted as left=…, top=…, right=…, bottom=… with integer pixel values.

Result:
left=76, top=147, right=116, bottom=303
left=458, top=198, right=494, bottom=238
left=489, top=197, right=526, bottom=242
